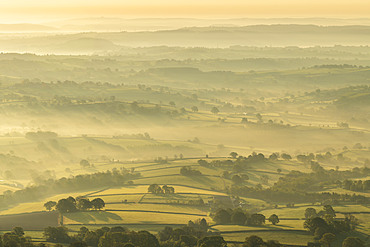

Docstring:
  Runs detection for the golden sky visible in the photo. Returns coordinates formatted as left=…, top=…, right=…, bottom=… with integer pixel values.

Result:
left=0, top=0, right=369, bottom=22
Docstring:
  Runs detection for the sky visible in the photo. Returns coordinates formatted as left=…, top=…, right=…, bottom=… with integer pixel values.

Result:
left=0, top=0, right=369, bottom=23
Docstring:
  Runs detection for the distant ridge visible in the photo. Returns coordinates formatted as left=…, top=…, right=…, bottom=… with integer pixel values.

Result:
left=43, top=17, right=370, bottom=32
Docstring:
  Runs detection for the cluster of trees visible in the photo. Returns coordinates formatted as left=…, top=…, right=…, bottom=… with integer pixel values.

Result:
left=211, top=208, right=273, bottom=226
left=113, top=132, right=152, bottom=140
left=50, top=196, right=105, bottom=213
left=242, top=234, right=365, bottom=247
left=228, top=166, right=370, bottom=204
left=230, top=184, right=369, bottom=205
left=45, top=196, right=105, bottom=213
left=303, top=205, right=359, bottom=243
left=43, top=220, right=228, bottom=247
left=242, top=235, right=282, bottom=247
left=198, top=152, right=268, bottom=172
left=158, top=219, right=211, bottom=245
left=296, top=151, right=365, bottom=167
left=340, top=179, right=370, bottom=192
left=25, top=131, right=59, bottom=141
left=158, top=218, right=229, bottom=247
left=0, top=168, right=138, bottom=209
left=0, top=227, right=40, bottom=247
left=147, top=184, right=175, bottom=194
left=44, top=226, right=159, bottom=247
left=198, top=159, right=233, bottom=168
left=10, top=90, right=191, bottom=120
left=304, top=205, right=337, bottom=219
left=272, top=167, right=370, bottom=193
left=180, top=167, right=202, bottom=176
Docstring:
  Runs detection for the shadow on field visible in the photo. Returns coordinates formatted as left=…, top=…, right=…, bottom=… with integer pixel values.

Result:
left=189, top=175, right=213, bottom=186
left=65, top=211, right=122, bottom=224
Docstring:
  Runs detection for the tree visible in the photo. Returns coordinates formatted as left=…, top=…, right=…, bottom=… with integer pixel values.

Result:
left=198, top=159, right=209, bottom=166
left=268, top=214, right=280, bottom=225
left=342, top=237, right=364, bottom=247
left=211, top=107, right=219, bottom=114
left=281, top=153, right=292, bottom=160
left=44, top=201, right=57, bottom=211
left=248, top=214, right=265, bottom=226
left=304, top=217, right=329, bottom=235
left=213, top=209, right=231, bottom=224
left=91, top=198, right=105, bottom=210
left=256, top=113, right=263, bottom=123
left=56, top=198, right=77, bottom=213
left=197, top=236, right=227, bottom=247
left=77, top=198, right=93, bottom=211
left=323, top=205, right=336, bottom=217
left=12, top=227, right=24, bottom=236
left=231, top=211, right=247, bottom=225
left=181, top=235, right=198, bottom=247
left=319, top=233, right=335, bottom=247
left=191, top=106, right=199, bottom=112
left=243, top=235, right=265, bottom=247
left=44, top=226, right=70, bottom=243
left=80, top=159, right=90, bottom=168
left=162, top=185, right=175, bottom=194
left=148, top=184, right=163, bottom=194
left=230, top=152, right=238, bottom=159
left=305, top=208, right=318, bottom=219
left=199, top=218, right=208, bottom=231
left=269, top=153, right=278, bottom=161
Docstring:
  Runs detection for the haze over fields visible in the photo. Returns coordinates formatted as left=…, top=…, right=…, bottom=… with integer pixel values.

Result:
left=0, top=1, right=368, bottom=247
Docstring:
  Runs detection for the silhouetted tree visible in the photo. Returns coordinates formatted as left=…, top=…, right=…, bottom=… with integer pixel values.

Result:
left=91, top=198, right=105, bottom=210
left=12, top=227, right=24, bottom=236
left=211, top=107, right=219, bottom=114
left=342, top=237, right=364, bottom=247
left=80, top=159, right=90, bottom=168
left=56, top=198, right=77, bottom=213
left=231, top=211, right=247, bottom=225
left=44, top=201, right=57, bottom=211
left=230, top=152, right=238, bottom=159
left=213, top=209, right=231, bottom=225
left=319, top=233, right=335, bottom=247
left=197, top=236, right=226, bottom=247
left=268, top=214, right=280, bottom=225
left=243, top=235, right=265, bottom=247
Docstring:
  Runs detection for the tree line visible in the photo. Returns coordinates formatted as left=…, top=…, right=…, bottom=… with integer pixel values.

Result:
left=44, top=196, right=105, bottom=213
left=0, top=168, right=139, bottom=210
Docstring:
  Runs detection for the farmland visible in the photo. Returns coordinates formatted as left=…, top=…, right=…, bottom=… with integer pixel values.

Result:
left=0, top=17, right=368, bottom=247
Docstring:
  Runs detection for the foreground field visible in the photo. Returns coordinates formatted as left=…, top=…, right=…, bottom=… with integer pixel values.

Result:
left=0, top=154, right=367, bottom=246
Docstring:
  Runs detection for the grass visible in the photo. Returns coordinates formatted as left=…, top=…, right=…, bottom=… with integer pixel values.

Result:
left=101, top=184, right=225, bottom=195
left=222, top=230, right=313, bottom=245
left=63, top=211, right=211, bottom=225
left=106, top=204, right=208, bottom=215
